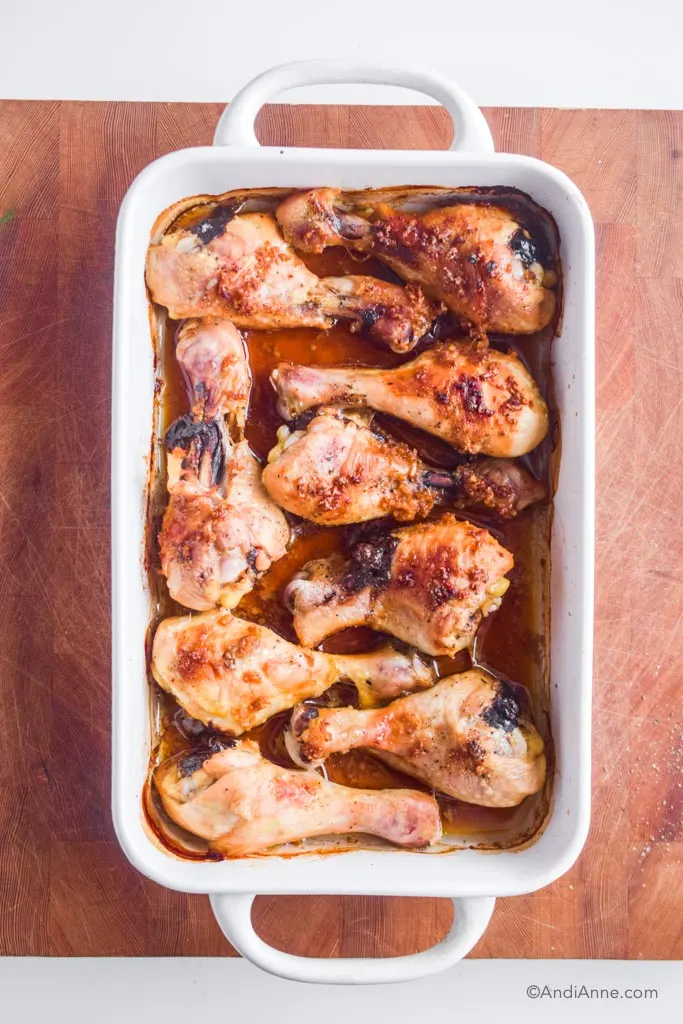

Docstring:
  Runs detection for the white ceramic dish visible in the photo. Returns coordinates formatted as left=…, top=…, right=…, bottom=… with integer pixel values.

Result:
left=112, top=60, right=595, bottom=984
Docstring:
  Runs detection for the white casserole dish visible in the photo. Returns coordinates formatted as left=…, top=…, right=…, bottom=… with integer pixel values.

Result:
left=112, top=60, right=595, bottom=984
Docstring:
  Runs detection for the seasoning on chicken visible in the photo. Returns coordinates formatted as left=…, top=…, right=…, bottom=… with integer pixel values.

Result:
left=263, top=406, right=546, bottom=525
left=151, top=607, right=437, bottom=735
left=146, top=208, right=440, bottom=352
left=276, top=188, right=556, bottom=335
left=285, top=513, right=513, bottom=656
left=175, top=318, right=251, bottom=430
left=159, top=416, right=289, bottom=611
left=287, top=670, right=546, bottom=808
left=449, top=457, right=547, bottom=518
left=271, top=340, right=548, bottom=458
left=155, top=739, right=442, bottom=856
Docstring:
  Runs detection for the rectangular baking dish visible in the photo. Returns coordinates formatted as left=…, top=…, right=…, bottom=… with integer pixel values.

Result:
left=112, top=60, right=595, bottom=984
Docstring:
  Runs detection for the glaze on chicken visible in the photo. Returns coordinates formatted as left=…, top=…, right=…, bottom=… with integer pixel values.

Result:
left=151, top=607, right=437, bottom=734
left=155, top=740, right=442, bottom=856
left=159, top=417, right=289, bottom=610
left=271, top=340, right=548, bottom=458
left=146, top=209, right=440, bottom=352
left=286, top=670, right=546, bottom=808
left=276, top=188, right=556, bottom=335
left=285, top=513, right=513, bottom=656
left=263, top=406, right=546, bottom=525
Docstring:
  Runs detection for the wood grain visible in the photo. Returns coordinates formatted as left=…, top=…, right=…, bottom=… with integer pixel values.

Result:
left=0, top=101, right=681, bottom=959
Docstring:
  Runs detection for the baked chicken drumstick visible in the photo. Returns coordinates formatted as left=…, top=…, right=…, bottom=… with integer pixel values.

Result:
left=151, top=607, right=437, bottom=734
left=175, top=317, right=251, bottom=429
left=155, top=740, right=442, bottom=856
left=159, top=416, right=289, bottom=610
left=276, top=188, right=556, bottom=335
left=271, top=340, right=548, bottom=458
left=286, top=670, right=546, bottom=808
left=263, top=406, right=546, bottom=525
left=146, top=209, right=440, bottom=352
left=285, top=513, right=513, bottom=656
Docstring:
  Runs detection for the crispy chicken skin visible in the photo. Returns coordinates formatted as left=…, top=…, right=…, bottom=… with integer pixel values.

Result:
left=146, top=209, right=440, bottom=352
left=285, top=513, right=514, bottom=656
left=159, top=418, right=289, bottom=611
left=286, top=670, right=546, bottom=808
left=155, top=740, right=442, bottom=856
left=271, top=340, right=548, bottom=458
left=276, top=188, right=556, bottom=335
left=263, top=407, right=546, bottom=525
left=151, top=607, right=437, bottom=734
left=452, top=457, right=546, bottom=518
left=175, top=318, right=251, bottom=429
left=263, top=408, right=438, bottom=525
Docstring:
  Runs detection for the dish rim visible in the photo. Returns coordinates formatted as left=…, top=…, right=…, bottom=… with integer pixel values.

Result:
left=112, top=143, right=594, bottom=899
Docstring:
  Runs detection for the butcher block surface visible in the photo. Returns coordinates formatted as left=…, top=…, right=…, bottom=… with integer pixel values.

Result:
left=0, top=101, right=681, bottom=959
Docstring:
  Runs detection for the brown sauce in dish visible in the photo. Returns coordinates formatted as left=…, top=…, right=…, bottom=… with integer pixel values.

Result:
left=144, top=186, right=560, bottom=858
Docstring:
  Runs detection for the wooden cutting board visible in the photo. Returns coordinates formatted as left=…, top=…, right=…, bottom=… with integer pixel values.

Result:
left=0, top=101, right=681, bottom=959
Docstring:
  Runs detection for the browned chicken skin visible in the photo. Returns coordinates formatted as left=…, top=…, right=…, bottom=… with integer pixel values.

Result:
left=175, top=318, right=251, bottom=429
left=159, top=418, right=289, bottom=611
left=155, top=740, right=442, bottom=855
left=146, top=209, right=440, bottom=352
left=286, top=670, right=546, bottom=808
left=285, top=513, right=514, bottom=656
left=271, top=340, right=548, bottom=458
left=276, top=188, right=556, bottom=335
left=263, top=406, right=546, bottom=525
left=452, top=457, right=547, bottom=518
left=151, top=607, right=437, bottom=734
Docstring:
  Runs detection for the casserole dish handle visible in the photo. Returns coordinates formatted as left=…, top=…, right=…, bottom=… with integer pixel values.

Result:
left=213, top=60, right=495, bottom=153
left=210, top=893, right=495, bottom=984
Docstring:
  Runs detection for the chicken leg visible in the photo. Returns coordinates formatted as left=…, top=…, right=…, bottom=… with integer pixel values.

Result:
left=263, top=406, right=547, bottom=525
left=286, top=670, right=546, bottom=808
left=276, top=188, right=557, bottom=335
left=159, top=415, right=289, bottom=610
left=146, top=209, right=440, bottom=352
left=285, top=513, right=513, bottom=656
left=271, top=340, right=548, bottom=458
left=155, top=739, right=442, bottom=856
left=151, top=607, right=437, bottom=735
left=175, top=318, right=251, bottom=430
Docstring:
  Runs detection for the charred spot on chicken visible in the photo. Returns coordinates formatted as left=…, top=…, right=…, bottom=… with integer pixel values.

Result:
left=164, top=414, right=225, bottom=482
left=481, top=680, right=521, bottom=734
left=189, top=202, right=243, bottom=244
left=341, top=535, right=399, bottom=595
left=177, top=736, right=237, bottom=779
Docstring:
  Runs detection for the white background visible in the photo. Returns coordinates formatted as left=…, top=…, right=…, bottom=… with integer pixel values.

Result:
left=1, top=0, right=682, bottom=108
left=2, top=959, right=681, bottom=1021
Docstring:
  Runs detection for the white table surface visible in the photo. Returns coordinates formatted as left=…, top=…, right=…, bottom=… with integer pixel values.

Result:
left=1, top=0, right=681, bottom=1014
left=2, top=0, right=682, bottom=109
